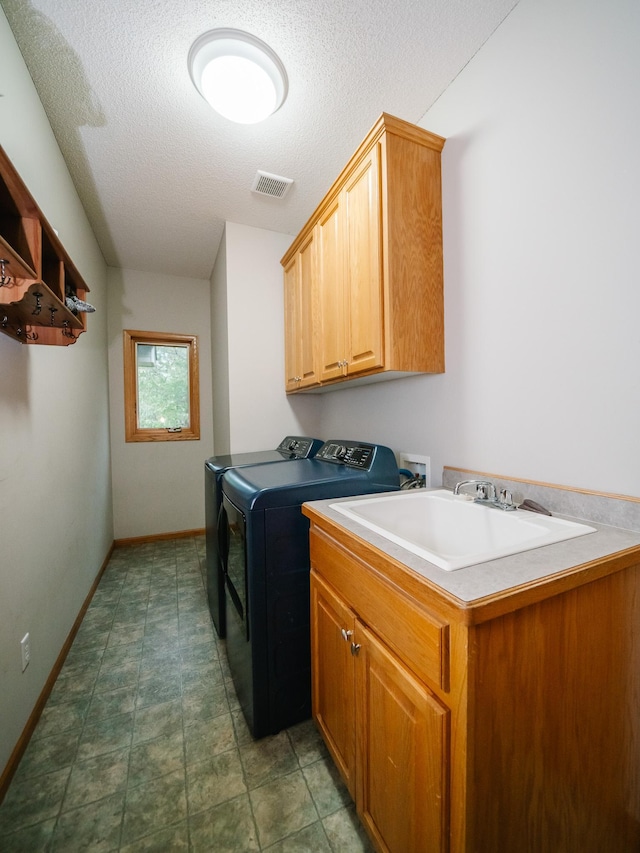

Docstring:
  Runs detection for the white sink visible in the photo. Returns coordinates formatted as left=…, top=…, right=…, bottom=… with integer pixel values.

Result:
left=329, top=489, right=596, bottom=571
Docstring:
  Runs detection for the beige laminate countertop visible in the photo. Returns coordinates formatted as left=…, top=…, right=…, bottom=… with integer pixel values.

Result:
left=303, top=489, right=640, bottom=605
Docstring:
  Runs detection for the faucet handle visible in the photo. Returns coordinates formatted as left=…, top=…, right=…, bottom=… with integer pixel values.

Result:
left=499, top=488, right=515, bottom=508
left=479, top=482, right=497, bottom=501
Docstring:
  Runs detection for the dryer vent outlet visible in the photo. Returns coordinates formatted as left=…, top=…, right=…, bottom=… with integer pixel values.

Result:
left=251, top=170, right=294, bottom=198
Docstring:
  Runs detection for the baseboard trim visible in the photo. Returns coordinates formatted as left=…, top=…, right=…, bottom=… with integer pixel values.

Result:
left=113, top=528, right=205, bottom=547
left=0, top=541, right=115, bottom=804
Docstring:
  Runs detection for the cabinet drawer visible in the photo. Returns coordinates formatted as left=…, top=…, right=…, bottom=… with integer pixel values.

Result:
left=310, top=527, right=449, bottom=691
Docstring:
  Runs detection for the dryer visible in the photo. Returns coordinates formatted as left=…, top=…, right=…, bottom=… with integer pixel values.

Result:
left=219, top=440, right=400, bottom=738
left=204, top=435, right=322, bottom=637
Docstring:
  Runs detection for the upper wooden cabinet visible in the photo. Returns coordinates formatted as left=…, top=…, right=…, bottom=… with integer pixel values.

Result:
left=281, top=113, right=445, bottom=392
left=0, top=147, right=91, bottom=346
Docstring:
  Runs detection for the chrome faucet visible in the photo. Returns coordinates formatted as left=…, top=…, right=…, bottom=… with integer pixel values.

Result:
left=453, top=479, right=517, bottom=511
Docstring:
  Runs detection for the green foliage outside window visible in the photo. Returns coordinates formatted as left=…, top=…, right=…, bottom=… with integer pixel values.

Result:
left=136, top=344, right=190, bottom=429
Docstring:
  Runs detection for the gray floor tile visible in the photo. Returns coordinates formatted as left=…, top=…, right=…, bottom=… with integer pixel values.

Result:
left=0, top=817, right=56, bottom=852
left=186, top=747, right=247, bottom=815
left=52, top=790, right=125, bottom=852
left=87, top=685, right=138, bottom=723
left=138, top=652, right=181, bottom=681
left=182, top=681, right=229, bottom=724
left=322, top=804, right=376, bottom=852
left=240, top=731, right=299, bottom=790
left=76, top=711, right=135, bottom=761
left=13, top=729, right=80, bottom=781
left=135, top=672, right=182, bottom=709
left=127, top=730, right=185, bottom=788
left=119, top=820, right=189, bottom=852
left=95, top=659, right=142, bottom=693
left=302, top=756, right=352, bottom=817
left=62, top=747, right=130, bottom=811
left=32, top=696, right=89, bottom=741
left=132, top=699, right=183, bottom=745
left=0, top=536, right=368, bottom=852
left=189, top=794, right=260, bottom=853
left=263, top=820, right=333, bottom=853
left=100, top=641, right=145, bottom=670
left=108, top=626, right=146, bottom=648
left=184, top=713, right=236, bottom=763
left=0, top=767, right=70, bottom=834
left=47, top=667, right=98, bottom=706
left=121, top=769, right=187, bottom=845
left=180, top=659, right=223, bottom=688
left=287, top=719, right=329, bottom=767
left=250, top=770, right=319, bottom=849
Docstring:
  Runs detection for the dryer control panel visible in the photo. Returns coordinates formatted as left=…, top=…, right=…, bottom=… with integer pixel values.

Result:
left=316, top=441, right=377, bottom=469
left=275, top=436, right=323, bottom=458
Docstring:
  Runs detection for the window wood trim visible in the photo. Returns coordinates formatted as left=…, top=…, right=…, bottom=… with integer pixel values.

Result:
left=123, top=329, right=200, bottom=443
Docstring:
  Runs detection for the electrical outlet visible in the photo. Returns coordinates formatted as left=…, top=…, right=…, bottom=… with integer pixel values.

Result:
left=400, top=452, right=431, bottom=487
left=21, top=632, right=30, bottom=672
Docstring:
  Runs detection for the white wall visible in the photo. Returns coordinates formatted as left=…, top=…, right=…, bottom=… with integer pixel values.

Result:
left=318, top=0, right=640, bottom=498
left=212, top=222, right=320, bottom=454
left=107, top=268, right=214, bottom=538
left=210, top=228, right=231, bottom=454
left=0, top=10, right=111, bottom=775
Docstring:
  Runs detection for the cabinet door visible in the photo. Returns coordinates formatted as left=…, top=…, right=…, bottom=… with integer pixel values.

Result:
left=343, top=145, right=384, bottom=375
left=310, top=571, right=357, bottom=797
left=356, top=621, right=449, bottom=853
left=283, top=231, right=319, bottom=391
left=317, top=196, right=346, bottom=382
left=283, top=254, right=300, bottom=391
left=297, top=230, right=319, bottom=387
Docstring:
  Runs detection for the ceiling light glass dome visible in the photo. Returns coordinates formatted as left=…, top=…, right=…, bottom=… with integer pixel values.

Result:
left=188, top=28, right=288, bottom=124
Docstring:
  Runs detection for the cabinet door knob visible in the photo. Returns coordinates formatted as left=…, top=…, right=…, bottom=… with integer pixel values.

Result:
left=341, top=628, right=353, bottom=642
left=350, top=642, right=361, bottom=656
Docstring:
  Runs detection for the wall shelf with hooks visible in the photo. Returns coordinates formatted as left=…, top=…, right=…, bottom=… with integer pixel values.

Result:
left=0, top=147, right=91, bottom=346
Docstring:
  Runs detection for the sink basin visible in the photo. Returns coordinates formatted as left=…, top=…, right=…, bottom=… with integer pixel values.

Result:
left=329, top=489, right=596, bottom=571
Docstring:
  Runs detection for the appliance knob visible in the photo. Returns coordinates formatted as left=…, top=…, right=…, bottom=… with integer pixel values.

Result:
left=335, top=445, right=347, bottom=460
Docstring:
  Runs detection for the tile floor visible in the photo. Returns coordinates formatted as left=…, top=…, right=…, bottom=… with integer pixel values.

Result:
left=0, top=536, right=374, bottom=852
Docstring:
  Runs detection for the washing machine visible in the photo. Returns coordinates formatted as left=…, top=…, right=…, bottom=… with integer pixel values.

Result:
left=204, top=435, right=322, bottom=637
left=219, top=440, right=400, bottom=738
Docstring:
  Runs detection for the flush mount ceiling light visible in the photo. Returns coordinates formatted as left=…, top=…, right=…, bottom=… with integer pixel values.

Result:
left=188, top=28, right=288, bottom=124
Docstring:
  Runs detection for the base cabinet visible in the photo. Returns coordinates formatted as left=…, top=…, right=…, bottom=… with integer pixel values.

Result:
left=305, top=511, right=640, bottom=853
left=311, top=571, right=448, bottom=853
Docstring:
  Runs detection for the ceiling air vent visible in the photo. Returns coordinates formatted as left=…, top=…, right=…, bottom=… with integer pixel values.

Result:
left=251, top=170, right=294, bottom=199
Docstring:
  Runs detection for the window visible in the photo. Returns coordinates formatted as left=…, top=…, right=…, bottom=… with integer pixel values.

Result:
left=123, top=329, right=200, bottom=442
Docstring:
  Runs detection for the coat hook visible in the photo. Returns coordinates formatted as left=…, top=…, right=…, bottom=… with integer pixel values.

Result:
left=61, top=320, right=76, bottom=340
left=32, top=291, right=43, bottom=315
left=0, top=259, right=12, bottom=287
left=49, top=306, right=58, bottom=325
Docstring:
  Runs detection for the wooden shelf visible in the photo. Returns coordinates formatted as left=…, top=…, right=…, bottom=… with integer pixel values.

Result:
left=0, top=147, right=91, bottom=346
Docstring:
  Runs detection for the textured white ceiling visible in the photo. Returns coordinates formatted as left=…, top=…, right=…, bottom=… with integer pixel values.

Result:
left=2, top=0, right=518, bottom=279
